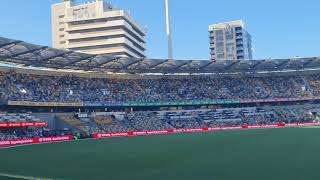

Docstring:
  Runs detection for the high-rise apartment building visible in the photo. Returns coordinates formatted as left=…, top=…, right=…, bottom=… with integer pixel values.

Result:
left=52, top=0, right=146, bottom=58
left=209, top=20, right=252, bottom=61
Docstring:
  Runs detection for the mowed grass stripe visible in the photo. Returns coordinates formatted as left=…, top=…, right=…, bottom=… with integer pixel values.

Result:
left=0, top=172, right=64, bottom=180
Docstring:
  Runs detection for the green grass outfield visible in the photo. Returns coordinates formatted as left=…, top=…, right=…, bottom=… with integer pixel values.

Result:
left=1, top=127, right=320, bottom=180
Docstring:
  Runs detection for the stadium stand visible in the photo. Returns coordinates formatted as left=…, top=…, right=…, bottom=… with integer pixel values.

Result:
left=0, top=71, right=319, bottom=103
left=39, top=105, right=317, bottom=135
left=0, top=126, right=72, bottom=141
left=0, top=113, right=41, bottom=123
left=0, top=36, right=320, bottom=142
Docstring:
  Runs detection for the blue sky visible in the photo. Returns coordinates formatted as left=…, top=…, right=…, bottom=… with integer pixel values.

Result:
left=0, top=0, right=319, bottom=60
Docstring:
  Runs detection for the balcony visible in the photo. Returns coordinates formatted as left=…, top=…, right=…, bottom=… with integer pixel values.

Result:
left=237, top=47, right=244, bottom=51
left=235, top=27, right=242, bottom=33
left=236, top=39, right=243, bottom=45
left=237, top=52, right=244, bottom=56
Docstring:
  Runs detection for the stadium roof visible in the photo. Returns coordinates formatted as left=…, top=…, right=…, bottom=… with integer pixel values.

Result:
left=1, top=36, right=320, bottom=74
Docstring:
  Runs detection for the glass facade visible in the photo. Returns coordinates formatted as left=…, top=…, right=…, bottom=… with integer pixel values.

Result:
left=209, top=21, right=252, bottom=61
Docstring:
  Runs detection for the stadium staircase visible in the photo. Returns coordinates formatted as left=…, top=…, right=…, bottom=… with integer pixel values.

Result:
left=301, top=76, right=314, bottom=96
left=132, top=80, right=144, bottom=91
left=123, top=116, right=135, bottom=130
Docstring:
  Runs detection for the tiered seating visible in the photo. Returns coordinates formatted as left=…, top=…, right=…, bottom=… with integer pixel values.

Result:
left=1, top=71, right=320, bottom=104
left=271, top=107, right=314, bottom=123
left=59, top=115, right=85, bottom=126
left=0, top=113, right=41, bottom=123
left=93, top=115, right=113, bottom=125
left=90, top=114, right=134, bottom=133
left=128, top=112, right=173, bottom=131
left=165, top=111, right=206, bottom=128
left=78, top=126, right=101, bottom=135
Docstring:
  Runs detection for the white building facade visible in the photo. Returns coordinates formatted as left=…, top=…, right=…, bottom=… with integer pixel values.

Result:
left=209, top=20, right=252, bottom=61
left=52, top=0, right=146, bottom=58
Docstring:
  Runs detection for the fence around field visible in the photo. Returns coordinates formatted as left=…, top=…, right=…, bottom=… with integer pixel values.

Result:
left=0, top=122, right=48, bottom=128
left=0, top=122, right=319, bottom=147
left=92, top=122, right=320, bottom=138
left=0, top=136, right=73, bottom=147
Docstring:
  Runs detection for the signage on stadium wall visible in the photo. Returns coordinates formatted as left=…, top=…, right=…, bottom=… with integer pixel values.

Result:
left=83, top=100, right=241, bottom=107
left=91, top=122, right=320, bottom=139
left=0, top=122, right=48, bottom=128
left=0, top=136, right=72, bottom=147
left=84, top=97, right=320, bottom=107
left=6, top=96, right=320, bottom=108
left=7, top=101, right=83, bottom=107
left=240, top=97, right=320, bottom=104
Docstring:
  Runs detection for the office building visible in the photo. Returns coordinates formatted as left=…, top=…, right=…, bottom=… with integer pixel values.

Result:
left=209, top=20, right=252, bottom=61
left=52, top=0, right=146, bottom=58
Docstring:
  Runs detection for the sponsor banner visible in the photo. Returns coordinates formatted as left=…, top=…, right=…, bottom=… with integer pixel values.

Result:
left=250, top=125, right=263, bottom=128
left=241, top=97, right=320, bottom=104
left=7, top=101, right=82, bottom=107
left=261, top=124, right=279, bottom=128
left=0, top=123, right=8, bottom=128
left=221, top=126, right=243, bottom=130
left=287, top=123, right=299, bottom=126
left=173, top=129, right=184, bottom=133
left=98, top=133, right=112, bottom=138
left=209, top=127, right=222, bottom=131
left=184, top=128, right=204, bottom=132
left=84, top=102, right=104, bottom=107
left=85, top=101, right=241, bottom=107
left=8, top=97, right=320, bottom=108
left=0, top=136, right=72, bottom=147
left=91, top=122, right=320, bottom=140
left=146, top=130, right=170, bottom=135
left=240, top=100, right=254, bottom=103
left=167, top=129, right=175, bottom=133
left=298, top=122, right=320, bottom=126
left=0, top=122, right=48, bottom=128
left=111, top=132, right=130, bottom=137
left=133, top=131, right=148, bottom=136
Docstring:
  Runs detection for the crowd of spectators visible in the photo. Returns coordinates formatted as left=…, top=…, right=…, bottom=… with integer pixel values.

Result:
left=1, top=70, right=320, bottom=140
left=0, top=104, right=318, bottom=140
left=0, top=127, right=72, bottom=141
left=127, top=112, right=173, bottom=131
left=1, top=71, right=319, bottom=104
left=60, top=105, right=318, bottom=135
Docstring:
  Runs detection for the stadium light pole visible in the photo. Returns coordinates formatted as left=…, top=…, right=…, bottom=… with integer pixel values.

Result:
left=165, top=0, right=173, bottom=60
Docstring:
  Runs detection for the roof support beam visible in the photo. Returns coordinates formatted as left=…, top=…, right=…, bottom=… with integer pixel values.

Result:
left=0, top=41, right=22, bottom=49
left=302, top=58, right=315, bottom=68
left=174, top=61, right=192, bottom=71
left=225, top=61, right=240, bottom=69
left=149, top=59, right=169, bottom=69
left=123, top=58, right=145, bottom=69
left=40, top=51, right=73, bottom=62
left=0, top=41, right=23, bottom=54
left=6, top=47, right=48, bottom=59
left=250, top=60, right=264, bottom=69
left=199, top=61, right=213, bottom=70
left=63, top=55, right=96, bottom=67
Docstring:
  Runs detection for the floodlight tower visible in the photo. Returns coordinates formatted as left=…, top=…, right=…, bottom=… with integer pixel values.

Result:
left=165, top=0, right=173, bottom=60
